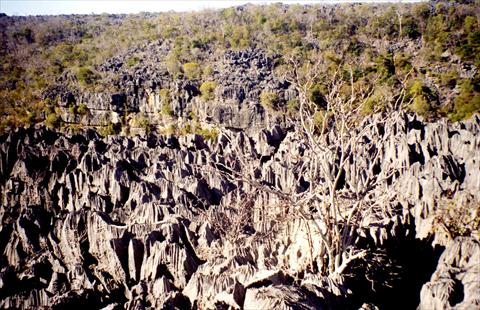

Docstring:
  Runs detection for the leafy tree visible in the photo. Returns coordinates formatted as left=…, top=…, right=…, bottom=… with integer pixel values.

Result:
left=183, top=62, right=201, bottom=80
left=449, top=80, right=480, bottom=121
left=77, top=67, right=98, bottom=86
left=402, top=16, right=421, bottom=39
left=165, top=52, right=182, bottom=77
left=408, top=80, right=436, bottom=117
left=260, top=91, right=280, bottom=111
left=200, top=81, right=217, bottom=101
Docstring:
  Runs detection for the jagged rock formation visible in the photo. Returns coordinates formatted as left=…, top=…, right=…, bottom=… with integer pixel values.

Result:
left=0, top=112, right=478, bottom=309
left=419, top=237, right=480, bottom=310
left=50, top=46, right=291, bottom=133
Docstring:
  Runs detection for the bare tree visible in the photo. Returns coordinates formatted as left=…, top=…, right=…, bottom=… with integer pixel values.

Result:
left=198, top=53, right=408, bottom=280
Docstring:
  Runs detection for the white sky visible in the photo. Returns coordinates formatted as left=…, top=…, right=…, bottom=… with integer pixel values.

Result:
left=0, top=0, right=425, bottom=16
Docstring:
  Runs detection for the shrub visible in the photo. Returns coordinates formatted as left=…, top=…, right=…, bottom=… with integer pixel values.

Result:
left=139, top=117, right=154, bottom=134
left=409, top=80, right=425, bottom=97
left=412, top=3, right=431, bottom=22
left=464, top=16, right=477, bottom=34
left=425, top=14, right=448, bottom=47
left=360, top=83, right=387, bottom=115
left=159, top=88, right=170, bottom=101
left=439, top=71, right=458, bottom=89
left=0, top=116, right=16, bottom=134
left=183, top=62, right=201, bottom=80
left=260, top=91, right=280, bottom=111
left=163, top=123, right=177, bottom=135
left=13, top=27, right=34, bottom=43
left=394, top=54, right=413, bottom=73
left=21, top=112, right=36, bottom=126
left=133, top=113, right=154, bottom=134
left=77, top=67, right=98, bottom=86
left=161, top=103, right=173, bottom=116
left=77, top=104, right=89, bottom=115
left=313, top=110, right=326, bottom=130
left=126, top=56, right=140, bottom=68
left=99, top=121, right=121, bottom=137
left=203, top=65, right=213, bottom=78
left=181, top=123, right=193, bottom=135
left=197, top=127, right=219, bottom=141
left=313, top=110, right=333, bottom=133
left=287, top=99, right=299, bottom=113
left=159, top=88, right=174, bottom=116
left=375, top=54, right=395, bottom=80
left=434, top=197, right=480, bottom=239
left=449, top=80, right=480, bottom=122
left=408, top=80, right=435, bottom=117
left=45, top=113, right=61, bottom=129
left=362, top=97, right=375, bottom=115
left=43, top=104, right=55, bottom=116
left=165, top=53, right=182, bottom=77
left=402, top=16, right=421, bottom=39
left=200, top=81, right=217, bottom=101
left=411, top=96, right=433, bottom=116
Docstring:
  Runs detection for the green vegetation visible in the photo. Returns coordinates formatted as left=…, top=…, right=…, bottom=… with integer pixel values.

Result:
left=1, top=0, right=479, bottom=133
left=162, top=120, right=219, bottom=141
left=126, top=56, right=140, bottom=68
left=408, top=80, right=436, bottom=117
left=99, top=121, right=121, bottom=137
left=260, top=91, right=280, bottom=111
left=45, top=113, right=61, bottom=129
left=286, top=99, right=299, bottom=115
left=308, top=85, right=326, bottom=108
left=199, top=81, right=217, bottom=101
left=165, top=52, right=182, bottom=77
left=159, top=88, right=174, bottom=116
left=77, top=67, right=98, bottom=86
left=449, top=80, right=480, bottom=122
left=196, top=127, right=219, bottom=141
left=434, top=197, right=480, bottom=239
left=313, top=110, right=327, bottom=132
left=183, top=62, right=201, bottom=80
left=69, top=103, right=89, bottom=116
left=77, top=104, right=89, bottom=115
left=139, top=118, right=153, bottom=134
left=132, top=113, right=154, bottom=134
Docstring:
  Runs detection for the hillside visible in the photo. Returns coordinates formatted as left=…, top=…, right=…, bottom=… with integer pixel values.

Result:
left=0, top=1, right=479, bottom=309
left=0, top=1, right=479, bottom=134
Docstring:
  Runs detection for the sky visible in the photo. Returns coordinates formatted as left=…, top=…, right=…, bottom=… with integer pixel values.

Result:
left=0, top=0, right=424, bottom=16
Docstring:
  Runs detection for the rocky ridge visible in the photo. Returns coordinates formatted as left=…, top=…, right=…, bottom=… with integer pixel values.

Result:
left=0, top=112, right=479, bottom=309
left=48, top=46, right=291, bottom=133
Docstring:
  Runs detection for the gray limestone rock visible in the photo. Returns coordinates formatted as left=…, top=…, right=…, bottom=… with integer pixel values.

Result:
left=0, top=112, right=479, bottom=309
left=419, top=237, right=480, bottom=310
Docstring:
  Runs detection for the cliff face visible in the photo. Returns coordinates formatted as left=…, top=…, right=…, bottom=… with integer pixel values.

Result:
left=50, top=47, right=290, bottom=133
left=0, top=112, right=478, bottom=309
